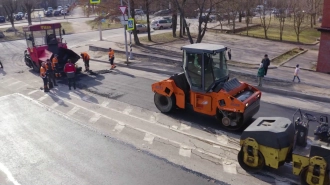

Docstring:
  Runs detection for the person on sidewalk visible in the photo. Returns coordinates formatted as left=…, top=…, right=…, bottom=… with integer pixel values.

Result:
left=261, top=54, right=270, bottom=76
left=80, top=52, right=90, bottom=72
left=64, top=59, right=76, bottom=90
left=293, top=64, right=301, bottom=83
left=40, top=62, right=49, bottom=92
left=227, top=48, right=232, bottom=60
left=257, top=61, right=265, bottom=87
left=109, top=48, right=116, bottom=70
left=52, top=54, right=61, bottom=78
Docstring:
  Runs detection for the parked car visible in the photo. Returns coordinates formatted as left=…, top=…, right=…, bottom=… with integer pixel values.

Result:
left=61, top=9, right=68, bottom=15
left=151, top=19, right=172, bottom=30
left=0, top=16, right=5, bottom=23
left=135, top=24, right=147, bottom=33
left=45, top=10, right=53, bottom=17
left=53, top=10, right=61, bottom=16
left=154, top=9, right=172, bottom=16
left=15, top=14, right=23, bottom=21
left=135, top=9, right=144, bottom=15
left=17, top=12, right=24, bottom=18
left=47, top=7, right=53, bottom=12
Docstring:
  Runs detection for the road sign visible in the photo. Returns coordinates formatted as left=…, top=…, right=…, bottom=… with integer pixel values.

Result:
left=90, top=0, right=100, bottom=4
left=127, top=18, right=134, bottom=31
left=120, top=15, right=128, bottom=25
left=119, top=6, right=127, bottom=15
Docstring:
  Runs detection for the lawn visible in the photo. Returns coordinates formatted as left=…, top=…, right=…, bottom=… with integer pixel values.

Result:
left=140, top=31, right=197, bottom=43
left=86, top=20, right=123, bottom=30
left=237, top=16, right=321, bottom=44
left=271, top=48, right=302, bottom=65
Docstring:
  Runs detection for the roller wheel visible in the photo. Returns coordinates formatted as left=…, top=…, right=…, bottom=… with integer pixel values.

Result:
left=216, top=109, right=245, bottom=131
left=300, top=167, right=329, bottom=185
left=238, top=149, right=265, bottom=173
left=154, top=93, right=175, bottom=113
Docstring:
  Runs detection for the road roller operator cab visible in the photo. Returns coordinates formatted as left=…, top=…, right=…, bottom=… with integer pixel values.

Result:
left=151, top=43, right=262, bottom=131
left=238, top=110, right=330, bottom=185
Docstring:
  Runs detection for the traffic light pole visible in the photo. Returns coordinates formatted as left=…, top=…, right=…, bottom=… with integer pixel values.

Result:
left=127, top=0, right=133, bottom=60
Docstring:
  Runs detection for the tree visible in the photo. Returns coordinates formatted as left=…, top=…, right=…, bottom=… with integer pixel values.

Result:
left=257, top=2, right=272, bottom=39
left=305, top=0, right=322, bottom=28
left=243, top=0, right=257, bottom=35
left=291, top=0, right=307, bottom=42
left=171, top=0, right=178, bottom=37
left=2, top=0, right=18, bottom=31
left=129, top=0, right=141, bottom=45
left=22, top=0, right=39, bottom=25
left=274, top=0, right=289, bottom=41
left=145, top=0, right=152, bottom=41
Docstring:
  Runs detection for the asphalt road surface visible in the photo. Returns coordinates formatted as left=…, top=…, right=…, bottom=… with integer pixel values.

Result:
left=0, top=94, right=222, bottom=185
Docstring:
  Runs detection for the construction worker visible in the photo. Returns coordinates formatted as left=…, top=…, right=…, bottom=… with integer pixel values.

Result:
left=52, top=54, right=61, bottom=78
left=40, top=62, right=49, bottom=92
left=80, top=52, right=90, bottom=72
left=64, top=59, right=76, bottom=90
left=109, top=48, right=116, bottom=70
left=45, top=59, right=57, bottom=88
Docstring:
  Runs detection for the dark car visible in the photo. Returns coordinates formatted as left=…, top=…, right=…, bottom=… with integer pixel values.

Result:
left=154, top=9, right=172, bottom=16
left=45, top=10, right=53, bottom=17
left=15, top=14, right=22, bottom=21
left=0, top=16, right=5, bottom=23
left=53, top=10, right=61, bottom=16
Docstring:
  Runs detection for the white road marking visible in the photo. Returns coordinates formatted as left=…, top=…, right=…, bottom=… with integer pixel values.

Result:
left=216, top=134, right=229, bottom=145
left=143, top=133, right=155, bottom=144
left=82, top=95, right=90, bottom=101
left=89, top=113, right=101, bottom=123
left=122, top=106, right=132, bottom=115
left=222, top=161, right=237, bottom=174
left=179, top=145, right=191, bottom=158
left=6, top=81, right=21, bottom=87
left=38, top=94, right=48, bottom=101
left=113, top=123, right=125, bottom=133
left=28, top=90, right=38, bottom=95
left=170, top=125, right=178, bottom=130
left=101, top=101, right=110, bottom=107
left=50, top=100, right=63, bottom=109
left=0, top=162, right=21, bottom=185
left=0, top=78, right=16, bottom=84
left=149, top=115, right=156, bottom=123
left=179, top=123, right=191, bottom=131
left=67, top=106, right=80, bottom=116
left=14, top=83, right=29, bottom=91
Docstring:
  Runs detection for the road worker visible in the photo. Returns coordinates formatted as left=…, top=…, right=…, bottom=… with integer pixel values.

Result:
left=80, top=52, right=90, bottom=72
left=52, top=54, right=61, bottom=78
left=45, top=59, right=57, bottom=88
left=109, top=48, right=116, bottom=70
left=40, top=62, right=49, bottom=92
left=64, top=59, right=76, bottom=90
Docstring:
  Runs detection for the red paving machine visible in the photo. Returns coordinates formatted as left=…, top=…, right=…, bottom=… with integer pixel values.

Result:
left=23, top=23, right=81, bottom=74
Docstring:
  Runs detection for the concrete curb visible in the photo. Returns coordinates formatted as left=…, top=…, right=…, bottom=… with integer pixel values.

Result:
left=89, top=58, right=330, bottom=104
left=278, top=49, right=308, bottom=67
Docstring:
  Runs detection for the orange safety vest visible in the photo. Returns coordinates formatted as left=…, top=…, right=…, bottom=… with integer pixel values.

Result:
left=40, top=66, right=46, bottom=78
left=52, top=57, right=58, bottom=69
left=81, top=52, right=90, bottom=60
left=109, top=50, right=114, bottom=59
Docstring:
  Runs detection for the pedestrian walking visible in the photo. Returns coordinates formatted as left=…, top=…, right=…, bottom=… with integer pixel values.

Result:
left=40, top=62, right=49, bottom=92
left=292, top=64, right=301, bottom=83
left=52, top=54, right=61, bottom=78
left=46, top=59, right=57, bottom=88
left=257, top=61, right=265, bottom=87
left=64, top=59, right=76, bottom=90
left=109, top=48, right=116, bottom=70
left=227, top=48, right=232, bottom=60
left=0, top=60, right=3, bottom=69
left=261, top=54, right=270, bottom=76
left=80, top=52, right=90, bottom=72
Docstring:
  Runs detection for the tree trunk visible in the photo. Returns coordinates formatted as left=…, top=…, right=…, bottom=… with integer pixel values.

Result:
left=179, top=14, right=183, bottom=37
left=146, top=0, right=151, bottom=41
left=130, top=0, right=141, bottom=45
left=172, top=13, right=177, bottom=37
left=27, top=9, right=32, bottom=25
left=239, top=12, right=242, bottom=22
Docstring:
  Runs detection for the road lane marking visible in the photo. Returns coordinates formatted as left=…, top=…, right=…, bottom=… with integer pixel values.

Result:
left=179, top=145, right=191, bottom=158
left=67, top=106, right=80, bottom=116
left=28, top=90, right=39, bottom=95
left=0, top=78, right=16, bottom=84
left=38, top=94, right=48, bottom=101
left=0, top=163, right=21, bottom=185
left=122, top=106, right=132, bottom=115
left=143, top=133, right=155, bottom=144
left=170, top=125, right=178, bottom=130
left=101, top=101, right=109, bottom=107
left=50, top=100, right=63, bottom=109
left=179, top=123, right=191, bottom=131
left=89, top=113, right=101, bottom=123
left=222, top=161, right=237, bottom=174
left=149, top=115, right=156, bottom=123
left=113, top=123, right=125, bottom=133
left=6, top=81, right=21, bottom=87
left=14, top=83, right=29, bottom=91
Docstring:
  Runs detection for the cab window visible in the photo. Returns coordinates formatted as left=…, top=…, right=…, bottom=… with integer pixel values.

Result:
left=185, top=52, right=202, bottom=89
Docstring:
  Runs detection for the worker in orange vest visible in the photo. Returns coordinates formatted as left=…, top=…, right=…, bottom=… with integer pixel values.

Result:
left=40, top=62, right=49, bottom=92
left=52, top=54, right=61, bottom=78
left=109, top=48, right=116, bottom=70
left=80, top=52, right=90, bottom=72
left=45, top=59, right=56, bottom=88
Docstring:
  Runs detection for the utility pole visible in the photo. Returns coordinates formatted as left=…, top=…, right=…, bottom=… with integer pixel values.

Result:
left=127, top=0, right=134, bottom=60
left=121, top=0, right=129, bottom=64
left=99, top=22, right=102, bottom=41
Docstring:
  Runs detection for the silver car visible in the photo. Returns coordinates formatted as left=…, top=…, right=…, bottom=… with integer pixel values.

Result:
left=150, top=19, right=172, bottom=30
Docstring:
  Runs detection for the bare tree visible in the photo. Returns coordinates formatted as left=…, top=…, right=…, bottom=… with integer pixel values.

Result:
left=22, top=0, right=39, bottom=25
left=257, top=2, right=272, bottom=39
left=305, top=0, right=322, bottom=28
left=171, top=0, right=178, bottom=37
left=291, top=0, right=307, bottom=42
left=2, top=0, right=18, bottom=31
left=274, top=0, right=289, bottom=41
left=129, top=0, right=141, bottom=45
left=243, top=0, right=257, bottom=35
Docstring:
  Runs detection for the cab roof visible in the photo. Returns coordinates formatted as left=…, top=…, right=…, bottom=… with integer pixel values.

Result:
left=181, top=43, right=227, bottom=54
left=23, top=23, right=62, bottom=32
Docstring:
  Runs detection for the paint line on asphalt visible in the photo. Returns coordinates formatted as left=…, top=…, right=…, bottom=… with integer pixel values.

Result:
left=149, top=115, right=156, bottom=123
left=179, top=123, right=191, bottom=131
left=0, top=163, right=21, bottom=185
left=67, top=106, right=80, bottom=116
left=122, top=106, right=132, bottom=115
left=171, top=125, right=178, bottom=130
left=217, top=134, right=229, bottom=145
left=50, top=100, right=63, bottom=109
left=38, top=94, right=48, bottom=101
left=143, top=133, right=155, bottom=144
left=0, top=77, right=16, bottom=84
left=14, top=83, right=29, bottom=91
left=101, top=101, right=110, bottom=107
left=113, top=123, right=125, bottom=133
left=222, top=161, right=237, bottom=174
left=89, top=113, right=101, bottom=123
left=28, top=90, right=38, bottom=95
left=6, top=81, right=21, bottom=87
left=82, top=95, right=91, bottom=101
left=179, top=145, right=191, bottom=158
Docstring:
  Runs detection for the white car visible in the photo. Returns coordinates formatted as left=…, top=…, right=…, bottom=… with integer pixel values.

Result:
left=135, top=9, right=144, bottom=15
left=150, top=19, right=172, bottom=30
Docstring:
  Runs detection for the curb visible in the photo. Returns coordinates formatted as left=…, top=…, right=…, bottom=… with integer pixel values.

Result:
left=278, top=49, right=308, bottom=67
left=89, top=58, right=330, bottom=104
